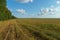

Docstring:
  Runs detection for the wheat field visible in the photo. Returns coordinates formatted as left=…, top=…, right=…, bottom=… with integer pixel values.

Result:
left=0, top=19, right=60, bottom=40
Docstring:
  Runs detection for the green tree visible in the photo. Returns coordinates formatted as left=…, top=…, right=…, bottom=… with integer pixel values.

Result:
left=0, top=0, right=16, bottom=21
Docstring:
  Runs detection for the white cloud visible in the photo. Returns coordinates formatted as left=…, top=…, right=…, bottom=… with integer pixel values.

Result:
left=40, top=8, right=49, bottom=15
left=57, top=1, right=60, bottom=4
left=16, top=9, right=26, bottom=14
left=37, top=7, right=60, bottom=18
left=39, top=7, right=57, bottom=16
left=16, top=0, right=33, bottom=3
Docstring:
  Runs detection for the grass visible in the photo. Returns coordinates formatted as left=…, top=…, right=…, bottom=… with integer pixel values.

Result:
left=0, top=19, right=60, bottom=40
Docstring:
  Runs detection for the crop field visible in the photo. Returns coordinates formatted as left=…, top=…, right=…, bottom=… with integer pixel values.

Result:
left=0, top=19, right=60, bottom=40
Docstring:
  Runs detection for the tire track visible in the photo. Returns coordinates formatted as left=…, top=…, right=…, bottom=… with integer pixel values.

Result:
left=12, top=26, right=15, bottom=40
left=10, top=24, right=16, bottom=40
left=14, top=24, right=21, bottom=40
left=3, top=24, right=12, bottom=40
left=4, top=29, right=10, bottom=40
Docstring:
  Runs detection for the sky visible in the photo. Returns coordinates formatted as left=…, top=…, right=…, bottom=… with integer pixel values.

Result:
left=7, top=0, right=60, bottom=18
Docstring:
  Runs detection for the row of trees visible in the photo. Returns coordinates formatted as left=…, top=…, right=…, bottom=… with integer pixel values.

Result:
left=0, top=0, right=16, bottom=21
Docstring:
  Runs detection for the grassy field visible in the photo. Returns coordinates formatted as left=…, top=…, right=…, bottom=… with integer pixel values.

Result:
left=0, top=19, right=60, bottom=40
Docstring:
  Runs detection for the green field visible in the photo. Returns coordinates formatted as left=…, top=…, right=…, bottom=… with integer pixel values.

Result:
left=0, top=19, right=60, bottom=40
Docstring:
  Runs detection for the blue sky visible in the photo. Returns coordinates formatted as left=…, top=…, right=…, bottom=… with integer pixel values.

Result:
left=7, top=0, right=60, bottom=18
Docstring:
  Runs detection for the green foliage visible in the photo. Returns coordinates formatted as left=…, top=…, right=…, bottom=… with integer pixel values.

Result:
left=0, top=6, right=11, bottom=20
left=0, top=0, right=16, bottom=21
left=0, top=0, right=6, bottom=6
